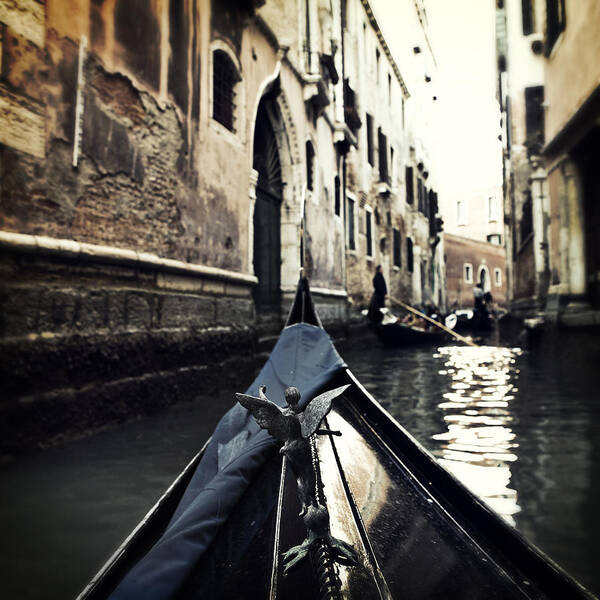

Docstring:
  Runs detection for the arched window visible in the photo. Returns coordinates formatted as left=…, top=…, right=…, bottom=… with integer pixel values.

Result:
left=478, top=265, right=491, bottom=292
left=306, top=141, right=315, bottom=191
left=407, top=237, right=414, bottom=273
left=213, top=50, right=240, bottom=132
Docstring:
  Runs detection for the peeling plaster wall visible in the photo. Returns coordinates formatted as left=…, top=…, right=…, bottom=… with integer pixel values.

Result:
left=0, top=0, right=265, bottom=453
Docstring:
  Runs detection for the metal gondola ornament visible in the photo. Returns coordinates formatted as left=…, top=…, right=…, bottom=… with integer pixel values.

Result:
left=236, top=384, right=358, bottom=598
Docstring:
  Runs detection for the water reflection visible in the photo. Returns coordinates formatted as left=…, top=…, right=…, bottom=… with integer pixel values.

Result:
left=432, top=346, right=523, bottom=525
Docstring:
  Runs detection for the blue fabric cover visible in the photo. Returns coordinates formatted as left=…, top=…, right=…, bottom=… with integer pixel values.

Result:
left=110, top=322, right=346, bottom=599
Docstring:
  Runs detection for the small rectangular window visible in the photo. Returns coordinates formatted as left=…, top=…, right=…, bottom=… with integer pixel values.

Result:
left=407, top=237, right=414, bottom=273
left=494, top=268, right=502, bottom=286
left=525, top=86, right=544, bottom=153
left=378, top=128, right=389, bottom=183
left=306, top=141, right=315, bottom=191
left=487, top=233, right=502, bottom=245
left=334, top=175, right=341, bottom=216
left=366, top=114, right=374, bottom=166
left=348, top=196, right=356, bottom=250
left=522, top=0, right=534, bottom=35
left=366, top=210, right=373, bottom=257
left=488, top=196, right=498, bottom=222
left=393, top=228, right=401, bottom=267
left=405, top=166, right=414, bottom=204
left=417, top=179, right=424, bottom=213
left=464, top=263, right=473, bottom=283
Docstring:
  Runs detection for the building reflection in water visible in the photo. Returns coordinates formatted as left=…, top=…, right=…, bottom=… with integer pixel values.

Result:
left=432, top=346, right=523, bottom=526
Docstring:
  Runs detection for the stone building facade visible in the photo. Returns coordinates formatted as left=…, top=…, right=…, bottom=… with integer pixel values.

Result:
left=0, top=0, right=445, bottom=451
left=496, top=0, right=548, bottom=315
left=341, top=0, right=445, bottom=311
left=497, top=0, right=600, bottom=325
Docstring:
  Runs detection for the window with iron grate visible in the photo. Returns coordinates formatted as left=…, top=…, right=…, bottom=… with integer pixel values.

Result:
left=213, top=50, right=240, bottom=132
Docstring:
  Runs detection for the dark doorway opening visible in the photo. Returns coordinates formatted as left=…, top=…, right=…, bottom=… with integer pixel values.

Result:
left=253, top=100, right=283, bottom=315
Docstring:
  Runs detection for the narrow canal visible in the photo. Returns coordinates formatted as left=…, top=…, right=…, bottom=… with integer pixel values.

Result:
left=1, top=328, right=599, bottom=599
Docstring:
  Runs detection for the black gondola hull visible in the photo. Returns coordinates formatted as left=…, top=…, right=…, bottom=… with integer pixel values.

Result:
left=375, top=322, right=448, bottom=347
left=79, top=278, right=596, bottom=600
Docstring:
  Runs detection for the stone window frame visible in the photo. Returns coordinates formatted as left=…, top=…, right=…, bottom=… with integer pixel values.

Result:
left=494, top=267, right=502, bottom=287
left=346, top=192, right=357, bottom=252
left=407, top=236, right=414, bottom=273
left=393, top=227, right=402, bottom=269
left=405, top=165, right=414, bottom=205
left=488, top=196, right=498, bottom=222
left=209, top=40, right=244, bottom=145
left=365, top=205, right=374, bottom=259
left=464, top=262, right=473, bottom=284
left=478, top=264, right=491, bottom=291
left=334, top=174, right=341, bottom=218
left=366, top=113, right=375, bottom=168
left=306, top=139, right=316, bottom=193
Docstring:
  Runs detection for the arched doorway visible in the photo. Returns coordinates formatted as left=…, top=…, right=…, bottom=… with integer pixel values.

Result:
left=252, top=99, right=283, bottom=314
left=478, top=265, right=491, bottom=293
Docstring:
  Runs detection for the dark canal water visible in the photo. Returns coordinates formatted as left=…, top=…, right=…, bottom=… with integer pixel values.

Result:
left=1, top=327, right=599, bottom=599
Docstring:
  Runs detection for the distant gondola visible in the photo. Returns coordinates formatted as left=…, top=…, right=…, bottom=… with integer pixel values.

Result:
left=365, top=306, right=449, bottom=347
left=447, top=308, right=495, bottom=333
left=375, top=317, right=448, bottom=347
left=78, top=276, right=596, bottom=600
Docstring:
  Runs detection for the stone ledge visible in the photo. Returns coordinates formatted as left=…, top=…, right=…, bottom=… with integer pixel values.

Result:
left=281, top=285, right=348, bottom=298
left=0, top=351, right=262, bottom=456
left=0, top=230, right=258, bottom=287
left=0, top=324, right=257, bottom=402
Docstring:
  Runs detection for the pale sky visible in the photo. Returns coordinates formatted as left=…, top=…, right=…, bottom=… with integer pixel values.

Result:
left=372, top=0, right=503, bottom=230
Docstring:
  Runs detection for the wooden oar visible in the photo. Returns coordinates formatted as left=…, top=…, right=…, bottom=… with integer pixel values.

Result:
left=389, top=296, right=479, bottom=347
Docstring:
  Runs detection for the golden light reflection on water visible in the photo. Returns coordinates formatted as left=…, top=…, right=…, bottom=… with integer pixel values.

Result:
left=433, top=346, right=523, bottom=526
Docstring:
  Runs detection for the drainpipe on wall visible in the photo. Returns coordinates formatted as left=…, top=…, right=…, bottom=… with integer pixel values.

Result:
left=530, top=156, right=549, bottom=311
left=340, top=0, right=348, bottom=292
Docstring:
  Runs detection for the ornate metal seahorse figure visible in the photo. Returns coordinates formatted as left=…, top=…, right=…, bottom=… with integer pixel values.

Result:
left=236, top=384, right=358, bottom=594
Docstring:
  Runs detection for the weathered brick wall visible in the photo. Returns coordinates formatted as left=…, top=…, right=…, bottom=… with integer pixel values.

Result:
left=445, top=233, right=507, bottom=308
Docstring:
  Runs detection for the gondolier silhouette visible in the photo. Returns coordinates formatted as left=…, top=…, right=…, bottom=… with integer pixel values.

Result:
left=367, top=264, right=387, bottom=324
